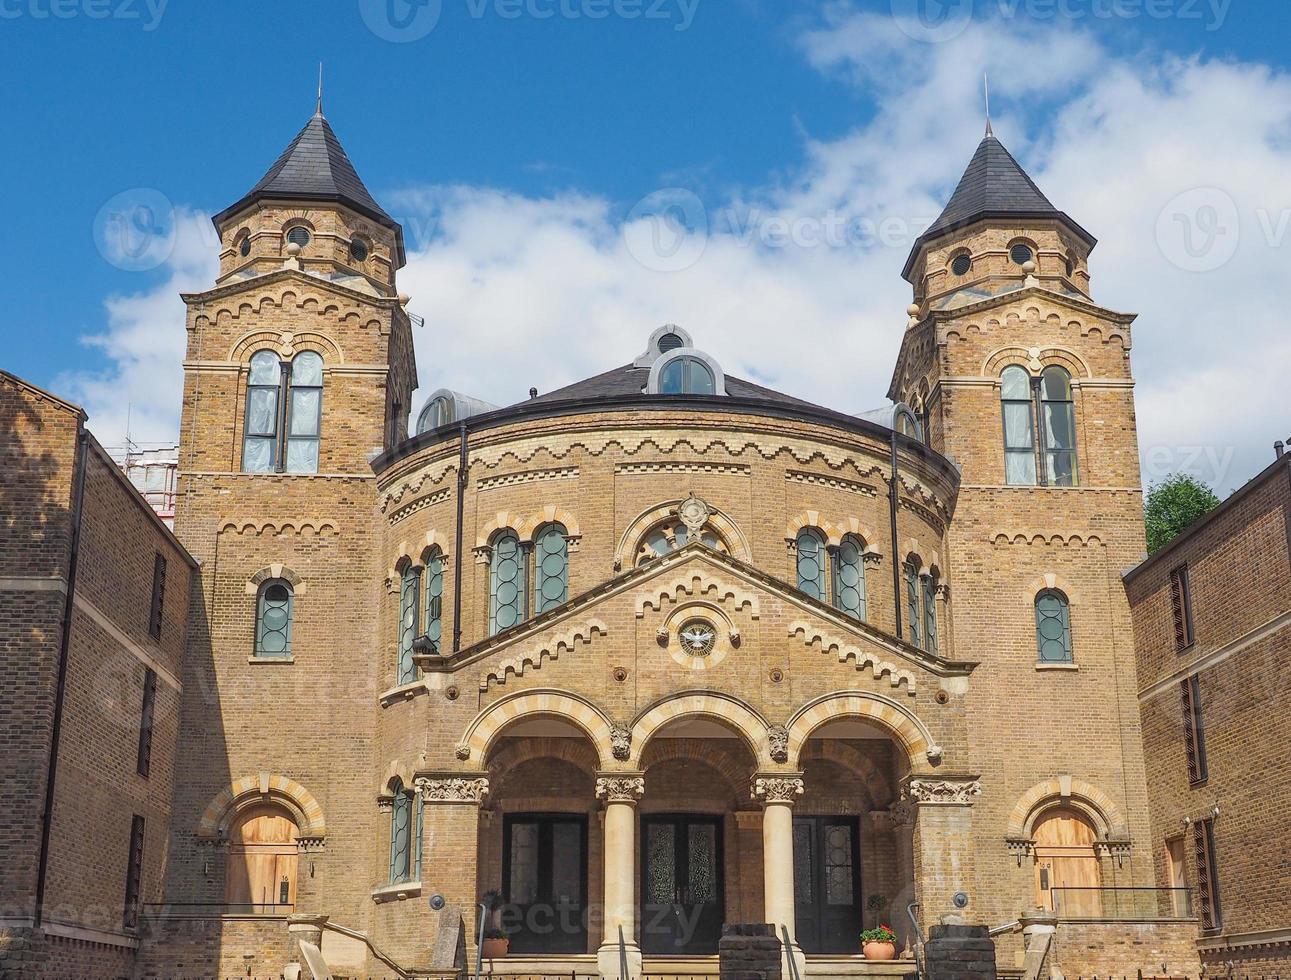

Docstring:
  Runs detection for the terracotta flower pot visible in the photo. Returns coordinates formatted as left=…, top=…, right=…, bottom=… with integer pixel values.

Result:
left=481, top=938, right=510, bottom=959
left=863, top=940, right=897, bottom=961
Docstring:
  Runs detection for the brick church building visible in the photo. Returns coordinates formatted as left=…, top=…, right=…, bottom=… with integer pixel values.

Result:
left=3, top=108, right=1240, bottom=978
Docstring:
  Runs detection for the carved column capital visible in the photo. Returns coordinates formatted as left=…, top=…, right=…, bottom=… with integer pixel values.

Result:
left=414, top=774, right=490, bottom=805
left=596, top=774, right=645, bottom=804
left=752, top=774, right=805, bottom=805
left=902, top=775, right=981, bottom=807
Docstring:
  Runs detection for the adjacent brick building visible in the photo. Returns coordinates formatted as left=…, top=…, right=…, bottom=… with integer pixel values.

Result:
left=0, top=371, right=194, bottom=978
left=1126, top=449, right=1291, bottom=973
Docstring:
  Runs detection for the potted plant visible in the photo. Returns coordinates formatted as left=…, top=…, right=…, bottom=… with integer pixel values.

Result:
left=480, top=890, right=509, bottom=959
left=860, top=924, right=898, bottom=961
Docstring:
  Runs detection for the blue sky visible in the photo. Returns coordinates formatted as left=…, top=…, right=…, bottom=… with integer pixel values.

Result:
left=2, top=0, right=1289, bottom=493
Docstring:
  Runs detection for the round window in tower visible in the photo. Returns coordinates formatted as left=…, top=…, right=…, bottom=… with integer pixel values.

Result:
left=349, top=237, right=369, bottom=263
left=1010, top=242, right=1034, bottom=266
left=239, top=235, right=252, bottom=258
left=676, top=618, right=718, bottom=658
left=951, top=253, right=972, bottom=277
left=286, top=226, right=312, bottom=249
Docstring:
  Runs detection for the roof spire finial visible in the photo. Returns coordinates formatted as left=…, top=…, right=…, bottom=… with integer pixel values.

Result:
left=983, top=71, right=993, bottom=137
left=316, top=62, right=324, bottom=116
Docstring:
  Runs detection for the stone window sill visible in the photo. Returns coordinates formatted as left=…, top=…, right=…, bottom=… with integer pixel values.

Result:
left=372, top=881, right=422, bottom=904
left=1035, top=662, right=1079, bottom=672
left=248, top=656, right=295, bottom=665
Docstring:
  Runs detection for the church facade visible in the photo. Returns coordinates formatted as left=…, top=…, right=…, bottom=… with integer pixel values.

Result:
left=30, top=109, right=1208, bottom=978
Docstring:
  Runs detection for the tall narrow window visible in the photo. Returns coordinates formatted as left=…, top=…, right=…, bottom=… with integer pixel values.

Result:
left=1001, top=366, right=1037, bottom=486
left=136, top=668, right=157, bottom=777
left=123, top=815, right=145, bottom=930
left=832, top=535, right=867, bottom=621
left=285, top=351, right=323, bottom=474
left=423, top=549, right=444, bottom=652
left=148, top=553, right=166, bottom=640
left=389, top=781, right=421, bottom=884
left=534, top=524, right=570, bottom=614
left=1193, top=816, right=1222, bottom=932
left=255, top=580, right=294, bottom=659
left=1039, top=367, right=1077, bottom=486
left=1034, top=590, right=1073, bottom=664
left=243, top=351, right=282, bottom=473
left=1181, top=674, right=1208, bottom=785
left=489, top=531, right=526, bottom=636
left=922, top=573, right=939, bottom=654
left=795, top=529, right=827, bottom=601
left=1169, top=565, right=1195, bottom=651
left=397, top=566, right=421, bottom=685
left=904, top=558, right=921, bottom=647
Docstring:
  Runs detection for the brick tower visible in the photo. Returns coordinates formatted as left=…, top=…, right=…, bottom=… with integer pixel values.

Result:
left=890, top=128, right=1156, bottom=951
left=145, top=106, right=417, bottom=973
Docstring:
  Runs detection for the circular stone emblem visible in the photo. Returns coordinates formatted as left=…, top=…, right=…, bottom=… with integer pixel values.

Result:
left=676, top=618, right=718, bottom=658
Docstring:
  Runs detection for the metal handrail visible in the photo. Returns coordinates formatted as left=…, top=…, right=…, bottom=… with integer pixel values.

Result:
left=1048, top=885, right=1194, bottom=920
left=907, top=901, right=924, bottom=979
left=619, top=924, right=630, bottom=980
left=781, top=925, right=801, bottom=980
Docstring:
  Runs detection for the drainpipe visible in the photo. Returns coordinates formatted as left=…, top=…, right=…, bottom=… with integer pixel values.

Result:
left=34, top=424, right=89, bottom=928
left=890, top=430, right=903, bottom=640
left=1280, top=440, right=1291, bottom=571
left=452, top=421, right=469, bottom=654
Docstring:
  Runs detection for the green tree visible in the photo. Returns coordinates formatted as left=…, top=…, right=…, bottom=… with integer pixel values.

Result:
left=1144, top=474, right=1222, bottom=554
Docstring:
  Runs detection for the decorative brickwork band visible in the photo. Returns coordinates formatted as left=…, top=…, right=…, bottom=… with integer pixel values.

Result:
left=904, top=776, right=982, bottom=806
left=751, top=775, right=805, bottom=804
left=415, top=775, right=490, bottom=804
left=596, top=775, right=645, bottom=803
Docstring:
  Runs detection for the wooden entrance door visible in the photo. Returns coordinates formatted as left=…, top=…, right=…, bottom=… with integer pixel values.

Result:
left=503, top=814, right=588, bottom=954
left=641, top=815, right=724, bottom=955
left=793, top=816, right=862, bottom=954
left=1033, top=808, right=1102, bottom=917
left=225, top=806, right=299, bottom=912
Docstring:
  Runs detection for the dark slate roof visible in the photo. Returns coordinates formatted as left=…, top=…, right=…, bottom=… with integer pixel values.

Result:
left=526, top=364, right=825, bottom=411
left=213, top=112, right=402, bottom=241
left=903, top=134, right=1095, bottom=280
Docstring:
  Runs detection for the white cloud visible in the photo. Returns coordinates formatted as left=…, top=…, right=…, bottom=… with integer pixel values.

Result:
left=67, top=10, right=1291, bottom=494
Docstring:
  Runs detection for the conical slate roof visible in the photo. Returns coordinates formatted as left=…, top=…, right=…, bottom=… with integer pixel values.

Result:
left=903, top=133, right=1095, bottom=280
left=213, top=111, right=403, bottom=250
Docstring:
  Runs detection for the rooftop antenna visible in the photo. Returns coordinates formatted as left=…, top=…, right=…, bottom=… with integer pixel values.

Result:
left=316, top=62, right=324, bottom=115
left=983, top=71, right=993, bottom=137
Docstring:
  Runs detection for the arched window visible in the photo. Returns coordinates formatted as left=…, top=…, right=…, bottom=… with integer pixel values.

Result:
left=904, top=557, right=922, bottom=647
left=796, top=529, right=827, bottom=601
left=225, top=806, right=299, bottom=912
left=255, top=579, right=293, bottom=659
left=534, top=524, right=569, bottom=614
left=638, top=520, right=726, bottom=564
left=659, top=356, right=716, bottom=395
left=1001, top=366, right=1037, bottom=486
left=1035, top=589, right=1073, bottom=663
left=831, top=535, right=867, bottom=621
left=242, top=350, right=324, bottom=474
left=922, top=572, right=939, bottom=655
left=242, top=351, right=282, bottom=473
left=285, top=352, right=323, bottom=474
left=896, top=406, right=923, bottom=442
left=423, top=549, right=444, bottom=652
left=418, top=395, right=454, bottom=433
left=397, top=565, right=421, bottom=685
left=489, top=531, right=526, bottom=636
left=388, top=780, right=422, bottom=885
left=1039, top=367, right=1077, bottom=486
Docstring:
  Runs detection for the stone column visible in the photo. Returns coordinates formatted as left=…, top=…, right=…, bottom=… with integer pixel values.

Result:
left=415, top=774, right=490, bottom=970
left=904, top=775, right=981, bottom=934
left=596, top=774, right=645, bottom=980
left=752, top=775, right=806, bottom=980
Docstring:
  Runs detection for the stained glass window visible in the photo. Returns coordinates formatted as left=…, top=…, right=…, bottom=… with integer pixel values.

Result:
left=688, top=823, right=717, bottom=905
left=1035, top=589, right=1073, bottom=663
left=398, top=566, right=420, bottom=684
left=832, top=535, right=867, bottom=621
left=796, top=528, right=826, bottom=601
left=905, top=558, right=921, bottom=647
left=255, top=580, right=293, bottom=658
left=490, top=531, right=526, bottom=635
left=534, top=524, right=569, bottom=614
left=646, top=823, right=676, bottom=905
left=389, top=781, right=413, bottom=884
left=423, top=550, right=444, bottom=650
left=922, top=573, right=939, bottom=655
left=243, top=351, right=281, bottom=473
left=824, top=824, right=855, bottom=906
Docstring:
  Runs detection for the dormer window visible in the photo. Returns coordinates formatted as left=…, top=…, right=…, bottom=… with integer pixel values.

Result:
left=414, top=389, right=500, bottom=437
left=660, top=356, right=715, bottom=395
left=657, top=331, right=685, bottom=354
